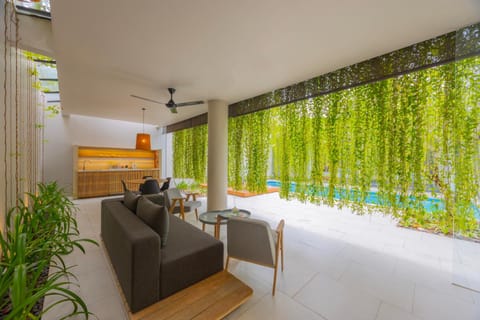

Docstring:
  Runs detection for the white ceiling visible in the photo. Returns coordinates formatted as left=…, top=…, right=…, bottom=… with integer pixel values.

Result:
left=50, top=0, right=480, bottom=126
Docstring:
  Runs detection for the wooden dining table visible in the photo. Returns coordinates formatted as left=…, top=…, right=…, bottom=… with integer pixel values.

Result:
left=126, top=178, right=167, bottom=185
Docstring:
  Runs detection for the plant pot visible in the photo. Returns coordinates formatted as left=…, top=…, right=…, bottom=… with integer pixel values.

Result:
left=0, top=266, right=49, bottom=319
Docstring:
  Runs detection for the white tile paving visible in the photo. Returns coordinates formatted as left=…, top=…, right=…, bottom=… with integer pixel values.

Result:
left=338, top=261, right=415, bottom=312
left=376, top=302, right=424, bottom=320
left=294, top=272, right=382, bottom=320
left=44, top=193, right=480, bottom=320
left=235, top=290, right=326, bottom=320
left=413, top=285, right=480, bottom=320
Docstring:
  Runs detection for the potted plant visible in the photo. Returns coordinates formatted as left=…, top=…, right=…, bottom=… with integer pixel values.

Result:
left=176, top=180, right=189, bottom=191
left=0, top=182, right=97, bottom=319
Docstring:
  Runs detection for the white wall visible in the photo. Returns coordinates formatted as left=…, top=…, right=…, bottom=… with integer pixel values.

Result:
left=43, top=113, right=167, bottom=195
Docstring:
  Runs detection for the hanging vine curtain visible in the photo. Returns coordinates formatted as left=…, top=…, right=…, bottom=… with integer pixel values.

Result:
left=172, top=124, right=208, bottom=183
left=248, top=56, right=479, bottom=237
left=225, top=56, right=479, bottom=236
left=169, top=23, right=479, bottom=237
left=228, top=110, right=272, bottom=193
left=171, top=57, right=479, bottom=236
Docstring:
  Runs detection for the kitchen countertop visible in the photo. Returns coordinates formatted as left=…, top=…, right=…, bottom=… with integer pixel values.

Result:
left=77, top=168, right=160, bottom=172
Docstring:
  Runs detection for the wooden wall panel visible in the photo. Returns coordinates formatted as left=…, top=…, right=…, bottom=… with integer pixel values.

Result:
left=74, top=146, right=161, bottom=198
left=76, top=170, right=161, bottom=198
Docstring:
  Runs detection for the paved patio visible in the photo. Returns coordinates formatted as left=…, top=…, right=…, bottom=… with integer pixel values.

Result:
left=45, top=193, right=480, bottom=320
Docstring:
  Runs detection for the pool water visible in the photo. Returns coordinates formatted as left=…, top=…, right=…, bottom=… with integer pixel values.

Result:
left=267, top=180, right=480, bottom=219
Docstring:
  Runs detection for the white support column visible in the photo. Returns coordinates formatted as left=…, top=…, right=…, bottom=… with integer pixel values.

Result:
left=207, top=100, right=228, bottom=211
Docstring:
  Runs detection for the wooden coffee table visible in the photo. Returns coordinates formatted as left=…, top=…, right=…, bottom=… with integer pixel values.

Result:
left=130, top=271, right=252, bottom=320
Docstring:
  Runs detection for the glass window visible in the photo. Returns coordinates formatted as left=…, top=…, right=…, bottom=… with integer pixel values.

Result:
left=15, top=0, right=51, bottom=19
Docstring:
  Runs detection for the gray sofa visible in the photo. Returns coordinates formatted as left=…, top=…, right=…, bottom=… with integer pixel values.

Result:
left=101, top=197, right=224, bottom=312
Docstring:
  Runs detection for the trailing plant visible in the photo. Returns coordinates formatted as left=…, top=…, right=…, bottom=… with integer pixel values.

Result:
left=175, top=180, right=189, bottom=191
left=173, top=129, right=187, bottom=179
left=244, top=110, right=271, bottom=193
left=191, top=125, right=208, bottom=182
left=188, top=181, right=201, bottom=193
left=228, top=115, right=245, bottom=191
left=228, top=109, right=271, bottom=193
left=172, top=125, right=208, bottom=183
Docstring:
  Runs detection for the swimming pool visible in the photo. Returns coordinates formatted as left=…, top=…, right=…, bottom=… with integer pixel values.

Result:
left=267, top=180, right=480, bottom=219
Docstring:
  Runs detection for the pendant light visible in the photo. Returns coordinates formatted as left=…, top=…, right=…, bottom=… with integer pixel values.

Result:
left=136, top=107, right=151, bottom=150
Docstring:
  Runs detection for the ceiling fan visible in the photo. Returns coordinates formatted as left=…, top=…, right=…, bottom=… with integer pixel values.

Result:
left=130, top=88, right=204, bottom=114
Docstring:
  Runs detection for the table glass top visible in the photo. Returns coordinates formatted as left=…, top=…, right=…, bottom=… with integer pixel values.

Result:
left=199, top=208, right=251, bottom=224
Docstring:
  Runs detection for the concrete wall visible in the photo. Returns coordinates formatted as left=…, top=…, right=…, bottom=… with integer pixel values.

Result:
left=164, top=133, right=173, bottom=178
left=18, top=13, right=54, bottom=57
left=0, top=0, right=6, bottom=232
left=1, top=0, right=47, bottom=230
left=43, top=113, right=167, bottom=195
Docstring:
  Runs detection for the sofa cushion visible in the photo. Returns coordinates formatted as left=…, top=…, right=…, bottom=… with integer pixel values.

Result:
left=159, top=215, right=223, bottom=298
left=143, top=194, right=165, bottom=206
left=136, top=197, right=170, bottom=247
left=124, top=190, right=141, bottom=213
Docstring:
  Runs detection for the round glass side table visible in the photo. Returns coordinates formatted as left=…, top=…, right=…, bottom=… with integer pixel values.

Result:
left=199, top=208, right=251, bottom=239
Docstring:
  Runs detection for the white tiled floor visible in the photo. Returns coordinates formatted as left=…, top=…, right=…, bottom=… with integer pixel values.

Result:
left=44, top=193, right=480, bottom=320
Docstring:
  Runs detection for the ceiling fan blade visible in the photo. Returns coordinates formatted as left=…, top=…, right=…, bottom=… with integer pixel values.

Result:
left=130, top=94, right=166, bottom=105
left=169, top=107, right=178, bottom=114
left=176, top=100, right=205, bottom=107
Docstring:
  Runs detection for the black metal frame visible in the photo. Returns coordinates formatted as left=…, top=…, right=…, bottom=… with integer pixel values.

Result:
left=167, top=22, right=480, bottom=133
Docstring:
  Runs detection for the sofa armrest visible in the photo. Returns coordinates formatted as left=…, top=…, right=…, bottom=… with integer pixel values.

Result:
left=101, top=199, right=160, bottom=312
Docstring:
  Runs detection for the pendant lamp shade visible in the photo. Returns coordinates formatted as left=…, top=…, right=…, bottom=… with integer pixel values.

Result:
left=136, top=107, right=151, bottom=150
left=136, top=133, right=151, bottom=150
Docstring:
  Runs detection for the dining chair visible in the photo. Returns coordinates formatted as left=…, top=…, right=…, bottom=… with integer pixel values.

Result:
left=159, top=177, right=171, bottom=192
left=121, top=179, right=140, bottom=195
left=226, top=217, right=285, bottom=295
left=121, top=179, right=128, bottom=192
left=164, top=188, right=201, bottom=220
left=141, top=179, right=161, bottom=195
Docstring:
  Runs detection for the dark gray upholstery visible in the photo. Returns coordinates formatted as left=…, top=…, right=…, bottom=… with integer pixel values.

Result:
left=136, top=197, right=170, bottom=247
left=141, top=179, right=161, bottom=195
left=124, top=190, right=140, bottom=212
left=101, top=198, right=160, bottom=312
left=101, top=197, right=223, bottom=313
left=160, top=215, right=224, bottom=298
left=143, top=194, right=165, bottom=206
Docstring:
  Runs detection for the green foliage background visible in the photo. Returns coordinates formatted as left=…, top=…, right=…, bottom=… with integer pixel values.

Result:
left=173, top=57, right=479, bottom=237
left=268, top=56, right=479, bottom=236
left=228, top=110, right=272, bottom=193
left=173, top=124, right=208, bottom=183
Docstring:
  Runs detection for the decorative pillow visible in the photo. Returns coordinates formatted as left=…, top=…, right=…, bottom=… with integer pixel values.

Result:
left=124, top=190, right=141, bottom=213
left=136, top=197, right=170, bottom=247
